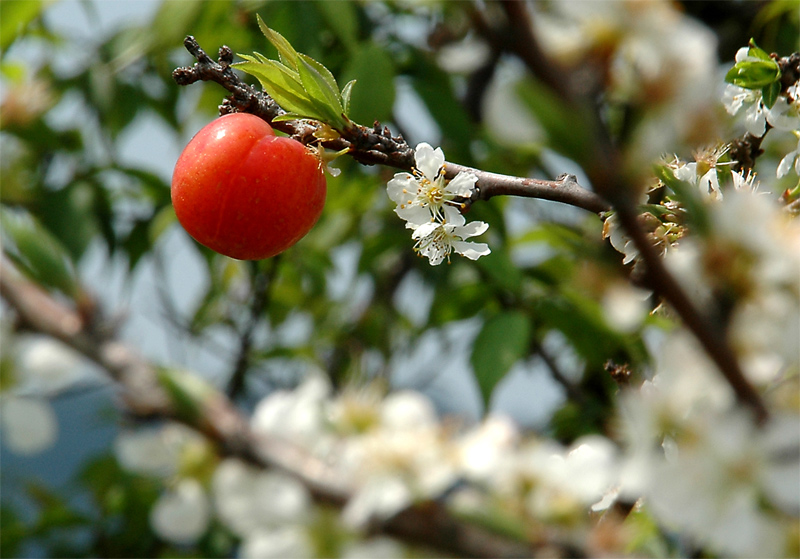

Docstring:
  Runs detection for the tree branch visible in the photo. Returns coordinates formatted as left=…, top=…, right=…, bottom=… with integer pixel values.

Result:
left=172, top=36, right=608, bottom=216
left=611, top=202, right=769, bottom=424
left=0, top=263, right=576, bottom=558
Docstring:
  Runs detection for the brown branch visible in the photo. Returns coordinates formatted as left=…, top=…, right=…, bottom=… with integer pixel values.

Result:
left=487, top=0, right=770, bottom=425
left=611, top=202, right=769, bottom=424
left=172, top=36, right=608, bottom=216
left=0, top=262, right=576, bottom=558
left=449, top=166, right=610, bottom=214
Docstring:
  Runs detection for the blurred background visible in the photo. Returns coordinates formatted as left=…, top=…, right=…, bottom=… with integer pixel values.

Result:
left=1, top=1, right=797, bottom=556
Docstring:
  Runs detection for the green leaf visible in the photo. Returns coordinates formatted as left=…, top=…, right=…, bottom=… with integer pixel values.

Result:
left=340, top=79, right=356, bottom=115
left=470, top=311, right=531, bottom=409
left=476, top=249, right=524, bottom=292
left=724, top=59, right=781, bottom=89
left=0, top=0, right=44, bottom=51
left=298, top=53, right=341, bottom=103
left=342, top=43, right=395, bottom=125
left=235, top=59, right=320, bottom=118
left=762, top=80, right=781, bottom=109
left=297, top=53, right=345, bottom=125
left=746, top=38, right=772, bottom=61
left=1, top=207, right=78, bottom=297
left=257, top=14, right=299, bottom=70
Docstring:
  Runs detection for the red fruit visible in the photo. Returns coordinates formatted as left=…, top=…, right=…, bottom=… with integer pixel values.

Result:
left=171, top=113, right=327, bottom=260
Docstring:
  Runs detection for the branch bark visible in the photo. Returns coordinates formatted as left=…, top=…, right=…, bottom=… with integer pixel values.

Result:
left=172, top=36, right=608, bottom=216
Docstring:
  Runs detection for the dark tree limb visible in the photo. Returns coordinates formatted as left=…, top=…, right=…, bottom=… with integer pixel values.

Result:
left=172, top=36, right=609, bottom=216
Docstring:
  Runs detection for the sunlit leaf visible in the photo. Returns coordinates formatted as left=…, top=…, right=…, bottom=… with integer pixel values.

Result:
left=257, top=14, right=299, bottom=70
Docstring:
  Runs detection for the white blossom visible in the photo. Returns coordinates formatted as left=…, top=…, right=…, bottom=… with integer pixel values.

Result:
left=766, top=80, right=800, bottom=131
left=777, top=131, right=800, bottom=178
left=0, top=396, right=58, bottom=455
left=602, top=283, right=651, bottom=333
left=213, top=458, right=311, bottom=537
left=386, top=143, right=490, bottom=265
left=251, top=373, right=332, bottom=454
left=114, top=422, right=206, bottom=479
left=150, top=478, right=210, bottom=545
left=338, top=390, right=459, bottom=528
left=722, top=84, right=768, bottom=136
left=239, top=526, right=314, bottom=559
left=387, top=143, right=477, bottom=225
left=411, top=206, right=490, bottom=265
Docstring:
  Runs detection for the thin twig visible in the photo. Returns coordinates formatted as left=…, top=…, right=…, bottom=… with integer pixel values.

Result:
left=227, top=258, right=281, bottom=399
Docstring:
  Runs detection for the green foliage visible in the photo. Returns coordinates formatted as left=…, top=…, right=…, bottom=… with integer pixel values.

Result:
left=724, top=39, right=782, bottom=90
left=471, top=311, right=531, bottom=408
left=235, top=16, right=354, bottom=129
left=4, top=1, right=792, bottom=555
left=1, top=207, right=79, bottom=297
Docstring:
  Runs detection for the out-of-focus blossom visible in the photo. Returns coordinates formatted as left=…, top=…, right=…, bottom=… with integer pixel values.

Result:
left=213, top=458, right=311, bottom=537
left=0, top=396, right=58, bottom=454
left=602, top=283, right=650, bottom=333
left=114, top=422, right=207, bottom=479
left=777, top=131, right=800, bottom=178
left=457, top=414, right=519, bottom=483
left=239, top=526, right=314, bottom=559
left=533, top=1, right=721, bottom=160
left=150, top=478, right=210, bottom=545
left=18, top=336, right=86, bottom=394
left=341, top=536, right=405, bottom=559
left=251, top=373, right=332, bottom=454
left=339, top=390, right=459, bottom=528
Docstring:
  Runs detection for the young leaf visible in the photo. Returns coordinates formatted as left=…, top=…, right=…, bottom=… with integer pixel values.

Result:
left=235, top=59, right=320, bottom=118
left=747, top=38, right=772, bottom=61
left=725, top=60, right=781, bottom=89
left=762, top=80, right=781, bottom=109
left=340, top=79, right=356, bottom=115
left=256, top=14, right=298, bottom=70
left=297, top=55, right=345, bottom=126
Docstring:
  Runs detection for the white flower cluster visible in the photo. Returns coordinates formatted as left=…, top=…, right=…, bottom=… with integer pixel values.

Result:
left=386, top=143, right=490, bottom=265
left=723, top=47, right=800, bottom=179
left=618, top=330, right=799, bottom=558
left=249, top=376, right=622, bottom=538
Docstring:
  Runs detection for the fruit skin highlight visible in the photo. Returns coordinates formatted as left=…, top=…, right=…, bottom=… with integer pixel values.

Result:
left=171, top=113, right=327, bottom=260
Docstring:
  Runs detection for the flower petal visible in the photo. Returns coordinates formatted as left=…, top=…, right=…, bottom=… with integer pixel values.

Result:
left=396, top=205, right=432, bottom=228
left=441, top=205, right=466, bottom=225
left=454, top=220, right=489, bottom=239
left=451, top=241, right=490, bottom=260
left=411, top=221, right=440, bottom=240
left=387, top=174, right=417, bottom=206
left=445, top=172, right=478, bottom=198
left=414, top=143, right=445, bottom=180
